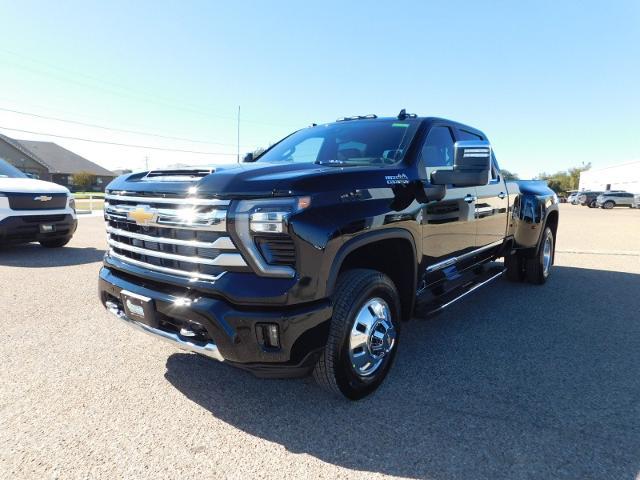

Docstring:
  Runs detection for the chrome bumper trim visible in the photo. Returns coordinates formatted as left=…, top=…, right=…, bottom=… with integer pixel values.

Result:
left=105, top=300, right=224, bottom=361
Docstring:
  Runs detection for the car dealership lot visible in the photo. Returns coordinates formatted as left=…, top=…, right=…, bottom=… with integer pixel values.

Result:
left=1, top=205, right=639, bottom=480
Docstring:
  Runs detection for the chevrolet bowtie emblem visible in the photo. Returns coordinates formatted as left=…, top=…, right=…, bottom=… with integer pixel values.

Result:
left=34, top=195, right=52, bottom=202
left=127, top=206, right=157, bottom=226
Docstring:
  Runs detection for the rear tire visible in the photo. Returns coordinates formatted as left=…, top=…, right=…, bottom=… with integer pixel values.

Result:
left=525, top=227, right=554, bottom=285
left=313, top=269, right=401, bottom=400
left=39, top=237, right=72, bottom=248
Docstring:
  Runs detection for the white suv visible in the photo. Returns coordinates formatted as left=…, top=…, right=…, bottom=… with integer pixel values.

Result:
left=596, top=191, right=637, bottom=209
left=0, top=159, right=77, bottom=247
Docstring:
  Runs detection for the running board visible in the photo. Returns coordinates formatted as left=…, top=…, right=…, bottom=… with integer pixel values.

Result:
left=415, top=267, right=505, bottom=317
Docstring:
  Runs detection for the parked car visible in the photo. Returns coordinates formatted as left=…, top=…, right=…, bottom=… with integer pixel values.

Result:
left=0, top=158, right=77, bottom=247
left=567, top=192, right=581, bottom=204
left=578, top=191, right=604, bottom=208
left=596, top=191, right=637, bottom=209
left=98, top=112, right=559, bottom=400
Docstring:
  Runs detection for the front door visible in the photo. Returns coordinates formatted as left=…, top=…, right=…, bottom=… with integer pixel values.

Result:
left=474, top=158, right=508, bottom=249
left=419, top=125, right=477, bottom=280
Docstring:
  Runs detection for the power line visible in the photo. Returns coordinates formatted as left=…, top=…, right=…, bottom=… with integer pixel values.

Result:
left=0, top=106, right=243, bottom=147
left=0, top=49, right=298, bottom=129
left=0, top=125, right=237, bottom=156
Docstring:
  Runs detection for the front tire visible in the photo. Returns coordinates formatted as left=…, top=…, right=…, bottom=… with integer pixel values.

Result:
left=603, top=201, right=615, bottom=209
left=39, top=236, right=72, bottom=248
left=589, top=201, right=596, bottom=208
left=313, top=269, right=401, bottom=400
left=525, top=227, right=554, bottom=285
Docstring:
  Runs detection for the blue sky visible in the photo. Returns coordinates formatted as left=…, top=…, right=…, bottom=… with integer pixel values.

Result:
left=0, top=0, right=637, bottom=177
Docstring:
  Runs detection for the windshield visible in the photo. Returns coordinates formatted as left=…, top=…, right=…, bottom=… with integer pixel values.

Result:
left=257, top=119, right=420, bottom=166
left=0, top=158, right=27, bottom=178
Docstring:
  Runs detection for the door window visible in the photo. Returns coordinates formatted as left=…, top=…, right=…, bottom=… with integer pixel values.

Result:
left=421, top=126, right=454, bottom=177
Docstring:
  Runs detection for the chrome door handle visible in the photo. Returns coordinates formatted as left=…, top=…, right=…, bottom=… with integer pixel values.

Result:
left=498, top=192, right=506, bottom=199
left=464, top=195, right=476, bottom=203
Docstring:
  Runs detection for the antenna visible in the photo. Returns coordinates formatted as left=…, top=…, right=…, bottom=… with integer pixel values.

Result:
left=237, top=105, right=240, bottom=163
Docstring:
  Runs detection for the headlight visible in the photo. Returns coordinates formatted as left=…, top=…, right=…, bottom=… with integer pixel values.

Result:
left=68, top=196, right=76, bottom=211
left=232, top=197, right=310, bottom=278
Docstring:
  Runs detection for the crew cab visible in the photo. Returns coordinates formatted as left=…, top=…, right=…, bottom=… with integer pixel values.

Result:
left=0, top=158, right=77, bottom=247
left=98, top=112, right=559, bottom=400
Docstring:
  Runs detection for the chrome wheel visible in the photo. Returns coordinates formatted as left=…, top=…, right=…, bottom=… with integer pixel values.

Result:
left=542, top=233, right=553, bottom=277
left=348, top=298, right=396, bottom=377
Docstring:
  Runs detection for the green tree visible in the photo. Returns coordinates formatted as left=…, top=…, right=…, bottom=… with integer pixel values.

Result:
left=501, top=169, right=520, bottom=180
left=71, top=171, right=97, bottom=190
left=536, top=163, right=590, bottom=195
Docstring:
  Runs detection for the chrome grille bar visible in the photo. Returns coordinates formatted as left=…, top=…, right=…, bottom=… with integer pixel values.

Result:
left=108, top=249, right=226, bottom=281
left=104, top=203, right=226, bottom=231
left=106, top=225, right=236, bottom=250
left=105, top=194, right=230, bottom=206
left=107, top=238, right=247, bottom=267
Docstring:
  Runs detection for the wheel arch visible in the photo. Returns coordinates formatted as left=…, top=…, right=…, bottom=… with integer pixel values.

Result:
left=326, top=229, right=418, bottom=321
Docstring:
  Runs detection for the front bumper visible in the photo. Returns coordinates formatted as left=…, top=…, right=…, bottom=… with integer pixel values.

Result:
left=0, top=214, right=77, bottom=243
left=99, top=266, right=332, bottom=378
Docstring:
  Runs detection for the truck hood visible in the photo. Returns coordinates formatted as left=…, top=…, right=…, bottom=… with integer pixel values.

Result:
left=0, top=177, right=70, bottom=194
left=107, top=162, right=406, bottom=198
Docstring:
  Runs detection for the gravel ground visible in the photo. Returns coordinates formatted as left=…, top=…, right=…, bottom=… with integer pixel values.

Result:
left=1, top=204, right=639, bottom=480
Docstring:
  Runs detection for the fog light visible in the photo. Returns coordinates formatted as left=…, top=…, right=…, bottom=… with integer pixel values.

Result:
left=257, top=323, right=280, bottom=349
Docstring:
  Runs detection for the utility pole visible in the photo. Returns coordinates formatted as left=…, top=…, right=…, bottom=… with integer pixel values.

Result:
left=144, top=155, right=149, bottom=170
left=237, top=105, right=241, bottom=163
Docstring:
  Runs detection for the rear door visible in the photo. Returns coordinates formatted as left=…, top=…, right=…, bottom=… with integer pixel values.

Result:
left=419, top=124, right=478, bottom=276
left=459, top=129, right=508, bottom=251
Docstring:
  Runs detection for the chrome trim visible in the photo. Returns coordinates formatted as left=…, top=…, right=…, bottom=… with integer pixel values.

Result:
left=105, top=300, right=224, bottom=361
left=106, top=225, right=236, bottom=250
left=105, top=194, right=230, bottom=206
left=108, top=238, right=247, bottom=267
left=348, top=297, right=396, bottom=377
left=108, top=249, right=226, bottom=281
left=426, top=239, right=504, bottom=273
left=105, top=203, right=226, bottom=231
left=429, top=269, right=504, bottom=314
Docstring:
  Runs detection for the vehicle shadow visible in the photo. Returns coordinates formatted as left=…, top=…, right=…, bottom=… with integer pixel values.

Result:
left=0, top=243, right=105, bottom=267
left=164, top=266, right=640, bottom=480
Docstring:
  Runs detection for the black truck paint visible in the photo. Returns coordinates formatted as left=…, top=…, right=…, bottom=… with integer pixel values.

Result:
left=98, top=115, right=559, bottom=399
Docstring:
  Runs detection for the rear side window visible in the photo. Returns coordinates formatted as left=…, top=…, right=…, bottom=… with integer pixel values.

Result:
left=421, top=126, right=454, bottom=168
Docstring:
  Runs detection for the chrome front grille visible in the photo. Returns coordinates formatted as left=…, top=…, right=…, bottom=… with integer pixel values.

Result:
left=104, top=193, right=247, bottom=281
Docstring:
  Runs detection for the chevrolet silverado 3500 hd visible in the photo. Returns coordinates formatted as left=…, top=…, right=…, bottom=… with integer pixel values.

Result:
left=99, top=112, right=559, bottom=400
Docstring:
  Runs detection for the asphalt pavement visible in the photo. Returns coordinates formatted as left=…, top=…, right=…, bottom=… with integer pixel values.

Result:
left=1, top=204, right=639, bottom=479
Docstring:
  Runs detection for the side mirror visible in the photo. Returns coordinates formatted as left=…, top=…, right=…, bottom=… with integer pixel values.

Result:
left=243, top=152, right=255, bottom=163
left=430, top=141, right=492, bottom=187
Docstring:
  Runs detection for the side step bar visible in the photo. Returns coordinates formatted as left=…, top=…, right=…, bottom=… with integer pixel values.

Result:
left=415, top=267, right=505, bottom=317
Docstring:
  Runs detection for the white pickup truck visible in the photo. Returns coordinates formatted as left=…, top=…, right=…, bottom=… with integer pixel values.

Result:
left=0, top=158, right=77, bottom=247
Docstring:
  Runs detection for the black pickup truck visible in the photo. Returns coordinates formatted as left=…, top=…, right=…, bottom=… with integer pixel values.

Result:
left=99, top=112, right=559, bottom=400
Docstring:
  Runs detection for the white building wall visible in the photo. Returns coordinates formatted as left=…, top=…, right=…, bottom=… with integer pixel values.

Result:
left=579, top=160, right=640, bottom=193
